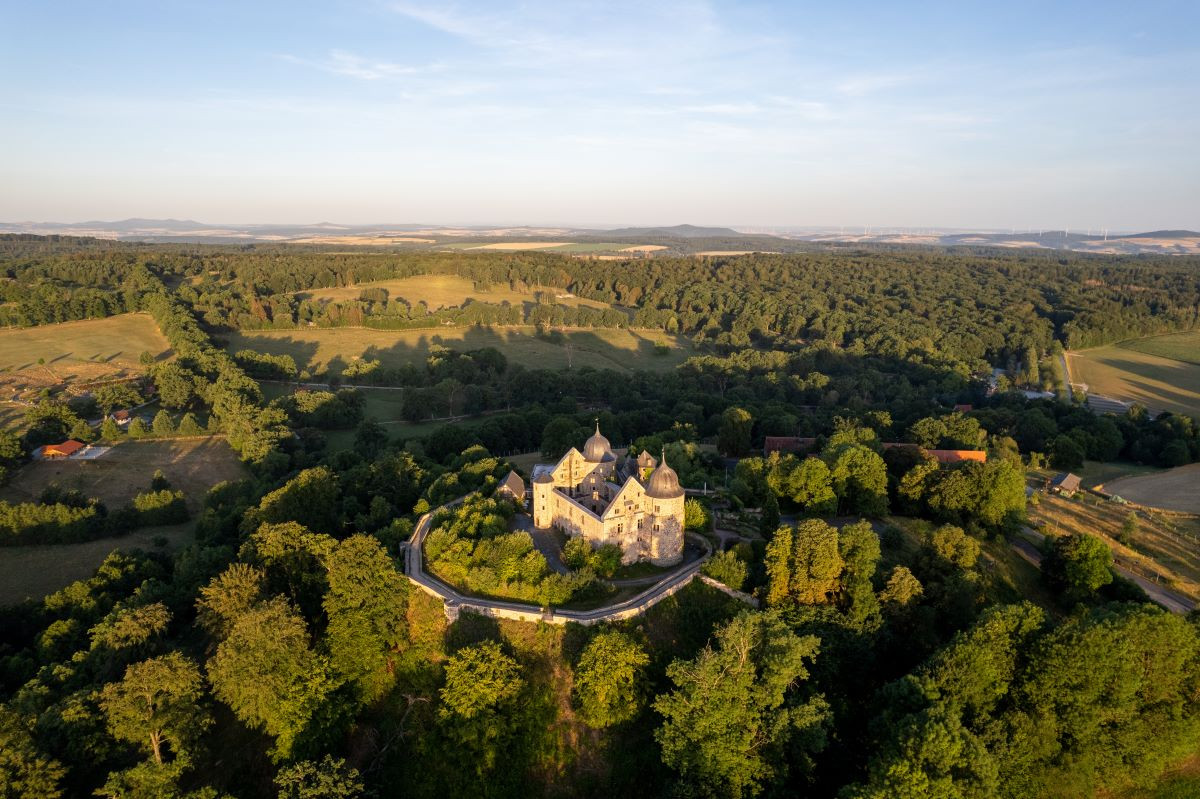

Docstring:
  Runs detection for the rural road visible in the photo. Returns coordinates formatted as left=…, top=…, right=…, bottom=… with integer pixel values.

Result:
left=1012, top=527, right=1195, bottom=614
left=404, top=496, right=717, bottom=624
left=1058, top=353, right=1073, bottom=402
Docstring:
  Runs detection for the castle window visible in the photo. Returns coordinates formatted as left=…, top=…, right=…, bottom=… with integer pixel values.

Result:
left=637, top=519, right=643, bottom=529
left=653, top=523, right=660, bottom=532
left=617, top=524, right=622, bottom=533
left=655, top=505, right=660, bottom=513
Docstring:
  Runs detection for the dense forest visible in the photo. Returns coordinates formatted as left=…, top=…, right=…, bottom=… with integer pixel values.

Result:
left=1, top=236, right=1200, bottom=798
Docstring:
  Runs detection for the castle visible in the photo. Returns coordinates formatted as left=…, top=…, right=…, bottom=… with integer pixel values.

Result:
left=531, top=424, right=685, bottom=567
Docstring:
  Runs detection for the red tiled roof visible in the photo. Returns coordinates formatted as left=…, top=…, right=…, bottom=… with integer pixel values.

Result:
left=43, top=439, right=85, bottom=457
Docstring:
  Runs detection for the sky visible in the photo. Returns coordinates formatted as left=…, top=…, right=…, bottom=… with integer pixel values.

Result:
left=2, top=1, right=1198, bottom=230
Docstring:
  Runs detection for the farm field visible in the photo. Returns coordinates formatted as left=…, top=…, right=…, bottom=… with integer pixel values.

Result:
left=226, top=325, right=697, bottom=374
left=1029, top=491, right=1200, bottom=601
left=1066, top=345, right=1200, bottom=417
left=0, top=437, right=246, bottom=513
left=299, top=273, right=611, bottom=310
left=1104, top=463, right=1200, bottom=514
left=436, top=241, right=654, bottom=253
left=0, top=313, right=170, bottom=393
left=1119, top=329, right=1200, bottom=365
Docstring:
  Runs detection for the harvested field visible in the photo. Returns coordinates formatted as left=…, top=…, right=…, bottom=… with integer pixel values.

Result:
left=0, top=437, right=246, bottom=513
left=300, top=273, right=610, bottom=310
left=0, top=313, right=170, bottom=398
left=226, top=325, right=697, bottom=373
left=467, top=241, right=570, bottom=250
left=1104, top=463, right=1200, bottom=514
left=1066, top=346, right=1200, bottom=418
left=694, top=250, right=778, bottom=256
left=620, top=245, right=668, bottom=252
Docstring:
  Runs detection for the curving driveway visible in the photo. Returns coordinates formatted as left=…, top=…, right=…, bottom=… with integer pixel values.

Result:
left=403, top=497, right=726, bottom=625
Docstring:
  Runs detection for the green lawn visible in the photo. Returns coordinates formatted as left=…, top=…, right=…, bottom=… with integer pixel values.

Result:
left=1120, top=329, right=1200, bottom=366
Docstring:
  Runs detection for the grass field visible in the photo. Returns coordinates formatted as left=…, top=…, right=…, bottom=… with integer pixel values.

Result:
left=1119, top=329, right=1200, bottom=365
left=1066, top=346, right=1200, bottom=417
left=0, top=523, right=193, bottom=606
left=0, top=313, right=170, bottom=385
left=1029, top=491, right=1200, bottom=600
left=0, top=438, right=246, bottom=605
left=227, top=325, right=696, bottom=374
left=0, top=438, right=246, bottom=513
left=1103, top=463, right=1200, bottom=514
left=299, top=273, right=610, bottom=310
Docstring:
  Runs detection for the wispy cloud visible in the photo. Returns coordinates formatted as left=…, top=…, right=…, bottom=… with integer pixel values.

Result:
left=282, top=49, right=441, bottom=81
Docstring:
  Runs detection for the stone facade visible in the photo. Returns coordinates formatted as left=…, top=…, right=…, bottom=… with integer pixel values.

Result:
left=532, top=425, right=685, bottom=567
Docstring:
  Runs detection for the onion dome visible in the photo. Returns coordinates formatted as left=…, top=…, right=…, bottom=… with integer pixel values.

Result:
left=646, top=448, right=684, bottom=499
left=583, top=421, right=615, bottom=463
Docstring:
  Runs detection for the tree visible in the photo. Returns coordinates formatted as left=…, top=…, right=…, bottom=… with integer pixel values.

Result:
left=94, top=382, right=143, bottom=415
left=100, top=416, right=123, bottom=441
left=541, top=416, right=580, bottom=459
left=151, top=410, right=175, bottom=437
left=250, top=467, right=341, bottom=535
left=824, top=443, right=888, bottom=515
left=684, top=498, right=710, bottom=532
left=838, top=520, right=881, bottom=623
left=439, top=641, right=524, bottom=771
left=1118, top=512, right=1138, bottom=546
left=275, top=755, right=364, bottom=799
left=176, top=412, right=203, bottom=437
left=353, top=418, right=387, bottom=459
left=196, top=563, right=266, bottom=639
left=572, top=631, right=650, bottom=728
left=788, top=457, right=837, bottom=516
left=702, top=549, right=748, bottom=591
left=151, top=362, right=195, bottom=409
left=788, top=519, right=844, bottom=605
left=0, top=706, right=66, bottom=799
left=654, top=611, right=828, bottom=798
left=879, top=566, right=923, bottom=609
left=206, top=596, right=337, bottom=759
left=100, top=652, right=211, bottom=765
left=764, top=524, right=793, bottom=607
left=1051, top=436, right=1085, bottom=470
left=759, top=492, right=780, bottom=536
left=718, top=406, right=753, bottom=457
left=324, top=535, right=409, bottom=704
left=127, top=417, right=149, bottom=439
left=1042, top=533, right=1113, bottom=604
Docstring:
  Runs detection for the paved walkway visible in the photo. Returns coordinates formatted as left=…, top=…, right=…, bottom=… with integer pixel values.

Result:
left=404, top=496, right=729, bottom=625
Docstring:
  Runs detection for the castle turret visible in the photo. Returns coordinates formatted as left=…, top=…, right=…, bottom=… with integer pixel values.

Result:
left=645, top=449, right=685, bottom=566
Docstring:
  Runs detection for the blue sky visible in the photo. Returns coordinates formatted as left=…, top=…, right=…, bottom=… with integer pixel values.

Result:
left=2, top=1, right=1197, bottom=229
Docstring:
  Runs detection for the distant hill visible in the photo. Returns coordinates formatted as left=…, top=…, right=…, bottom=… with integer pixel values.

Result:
left=594, top=224, right=742, bottom=238
left=1120, top=230, right=1200, bottom=239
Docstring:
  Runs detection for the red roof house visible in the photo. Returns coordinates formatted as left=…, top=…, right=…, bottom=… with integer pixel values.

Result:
left=41, top=440, right=85, bottom=459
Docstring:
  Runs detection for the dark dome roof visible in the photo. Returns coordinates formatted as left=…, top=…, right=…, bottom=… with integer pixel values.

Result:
left=583, top=423, right=614, bottom=462
left=646, top=451, right=684, bottom=499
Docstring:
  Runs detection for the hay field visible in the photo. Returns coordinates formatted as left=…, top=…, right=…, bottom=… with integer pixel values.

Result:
left=1104, top=464, right=1200, bottom=514
left=226, top=325, right=697, bottom=374
left=1119, top=329, right=1200, bottom=366
left=1066, top=346, right=1200, bottom=417
left=0, top=313, right=170, bottom=381
left=1029, top=491, right=1200, bottom=600
left=300, top=273, right=610, bottom=310
left=0, top=438, right=246, bottom=513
